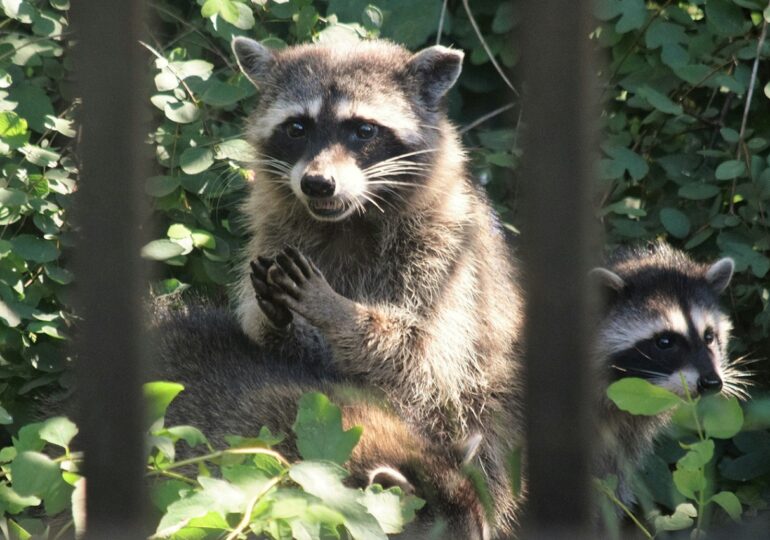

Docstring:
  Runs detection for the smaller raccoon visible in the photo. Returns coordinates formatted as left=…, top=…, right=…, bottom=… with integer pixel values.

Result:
left=153, top=305, right=490, bottom=540
left=591, top=243, right=744, bottom=504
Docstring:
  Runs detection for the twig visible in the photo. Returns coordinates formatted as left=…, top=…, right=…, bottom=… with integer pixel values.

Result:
left=224, top=472, right=286, bottom=540
left=593, top=479, right=654, bottom=539
left=436, top=0, right=448, bottom=45
left=139, top=40, right=200, bottom=106
left=601, top=0, right=673, bottom=99
left=730, top=11, right=769, bottom=213
left=146, top=446, right=291, bottom=476
left=460, top=0, right=519, bottom=96
left=459, top=103, right=515, bottom=134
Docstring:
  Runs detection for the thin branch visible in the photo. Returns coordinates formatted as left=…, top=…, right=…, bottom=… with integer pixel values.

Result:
left=460, top=0, right=519, bottom=96
left=139, top=40, right=200, bottom=106
left=731, top=12, right=769, bottom=212
left=601, top=0, right=673, bottom=99
left=459, top=103, right=515, bottom=134
left=224, top=472, right=286, bottom=540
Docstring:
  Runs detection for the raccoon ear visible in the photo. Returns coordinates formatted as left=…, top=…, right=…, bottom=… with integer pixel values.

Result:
left=407, top=46, right=464, bottom=107
left=706, top=257, right=734, bottom=293
left=589, top=267, right=626, bottom=292
left=232, top=37, right=276, bottom=87
left=367, top=466, right=415, bottom=494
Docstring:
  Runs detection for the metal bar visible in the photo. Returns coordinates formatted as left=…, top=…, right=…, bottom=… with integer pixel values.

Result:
left=518, top=0, right=598, bottom=536
left=70, top=1, right=149, bottom=536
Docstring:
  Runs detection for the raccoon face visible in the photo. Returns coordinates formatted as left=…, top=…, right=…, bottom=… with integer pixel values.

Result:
left=593, top=255, right=736, bottom=398
left=232, top=38, right=463, bottom=222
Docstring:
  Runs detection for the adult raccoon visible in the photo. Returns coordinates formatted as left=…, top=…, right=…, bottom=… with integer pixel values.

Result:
left=592, top=243, right=745, bottom=506
left=230, top=38, right=524, bottom=534
left=153, top=305, right=490, bottom=540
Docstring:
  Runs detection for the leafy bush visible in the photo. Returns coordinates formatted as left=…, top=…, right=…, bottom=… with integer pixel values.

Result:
left=1, top=0, right=770, bottom=537
left=0, top=384, right=423, bottom=538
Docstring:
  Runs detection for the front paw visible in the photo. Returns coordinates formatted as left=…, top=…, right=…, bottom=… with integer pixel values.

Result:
left=266, top=247, right=344, bottom=327
left=250, top=257, right=293, bottom=329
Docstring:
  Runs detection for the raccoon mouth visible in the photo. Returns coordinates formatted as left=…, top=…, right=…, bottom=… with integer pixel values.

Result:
left=306, top=198, right=346, bottom=218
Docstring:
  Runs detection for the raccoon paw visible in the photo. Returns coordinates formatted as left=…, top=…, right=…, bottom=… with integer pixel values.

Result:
left=267, top=247, right=346, bottom=328
left=250, top=257, right=293, bottom=329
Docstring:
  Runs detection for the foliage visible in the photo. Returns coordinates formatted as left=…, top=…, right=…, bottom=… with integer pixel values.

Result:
left=604, top=376, right=770, bottom=538
left=1, top=0, right=770, bottom=537
left=0, top=385, right=423, bottom=538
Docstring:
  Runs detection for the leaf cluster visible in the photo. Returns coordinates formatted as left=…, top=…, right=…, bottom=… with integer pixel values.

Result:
left=0, top=385, right=423, bottom=539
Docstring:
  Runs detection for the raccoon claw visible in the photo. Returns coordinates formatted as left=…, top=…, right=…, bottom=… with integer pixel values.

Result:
left=267, top=247, right=345, bottom=328
left=250, top=258, right=293, bottom=328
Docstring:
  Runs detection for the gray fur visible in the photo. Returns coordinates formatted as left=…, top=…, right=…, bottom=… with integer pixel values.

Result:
left=153, top=305, right=489, bottom=540
left=231, top=39, right=523, bottom=535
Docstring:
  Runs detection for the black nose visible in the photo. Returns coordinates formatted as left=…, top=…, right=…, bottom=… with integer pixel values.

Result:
left=697, top=374, right=723, bottom=394
left=300, top=174, right=335, bottom=198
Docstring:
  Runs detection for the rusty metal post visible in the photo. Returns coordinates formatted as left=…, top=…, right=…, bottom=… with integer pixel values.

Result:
left=70, top=1, right=150, bottom=537
left=518, top=0, right=598, bottom=537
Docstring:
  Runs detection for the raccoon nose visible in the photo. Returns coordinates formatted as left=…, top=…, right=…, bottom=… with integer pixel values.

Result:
left=300, top=174, right=335, bottom=198
left=697, top=374, right=723, bottom=394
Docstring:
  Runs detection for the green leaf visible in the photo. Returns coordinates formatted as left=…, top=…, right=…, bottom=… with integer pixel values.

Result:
left=700, top=395, right=744, bottom=439
left=180, top=147, right=214, bottom=175
left=164, top=101, right=200, bottom=124
left=362, top=4, right=383, bottom=30
left=715, top=160, right=746, bottom=180
left=636, top=86, right=683, bottom=115
left=678, top=183, right=720, bottom=200
left=0, top=404, right=12, bottom=424
left=0, top=111, right=29, bottom=149
left=645, top=20, right=686, bottom=49
left=492, top=2, right=516, bottom=34
left=143, top=381, right=184, bottom=428
left=141, top=239, right=186, bottom=261
left=362, top=485, right=424, bottom=534
left=706, top=0, right=750, bottom=37
left=603, top=144, right=648, bottom=180
left=201, top=0, right=238, bottom=22
left=38, top=417, right=78, bottom=449
left=10, top=451, right=61, bottom=497
left=10, top=235, right=59, bottom=263
left=19, top=144, right=60, bottom=167
left=606, top=377, right=683, bottom=415
left=216, top=139, right=255, bottom=162
left=145, top=175, right=180, bottom=197
left=654, top=503, right=697, bottom=531
left=0, top=484, right=40, bottom=515
left=677, top=440, right=714, bottom=470
left=711, top=491, right=742, bottom=522
left=290, top=461, right=387, bottom=540
left=660, top=208, right=691, bottom=238
left=673, top=467, right=706, bottom=499
left=293, top=392, right=362, bottom=465
left=615, top=0, right=647, bottom=33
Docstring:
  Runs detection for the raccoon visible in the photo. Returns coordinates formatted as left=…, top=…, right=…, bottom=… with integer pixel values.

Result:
left=590, top=243, right=744, bottom=505
left=153, top=305, right=490, bottom=540
left=230, top=38, right=524, bottom=533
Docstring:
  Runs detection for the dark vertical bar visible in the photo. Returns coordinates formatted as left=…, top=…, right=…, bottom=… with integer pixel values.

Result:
left=70, top=1, right=149, bottom=537
left=518, top=0, right=597, bottom=537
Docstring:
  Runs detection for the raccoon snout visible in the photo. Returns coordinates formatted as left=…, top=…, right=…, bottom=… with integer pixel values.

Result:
left=300, top=174, right=335, bottom=198
left=697, top=373, right=723, bottom=394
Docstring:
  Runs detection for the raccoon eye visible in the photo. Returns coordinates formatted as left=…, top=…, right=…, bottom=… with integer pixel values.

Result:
left=703, top=328, right=715, bottom=345
left=355, top=122, right=378, bottom=140
left=286, top=121, right=307, bottom=139
left=655, top=334, right=675, bottom=350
